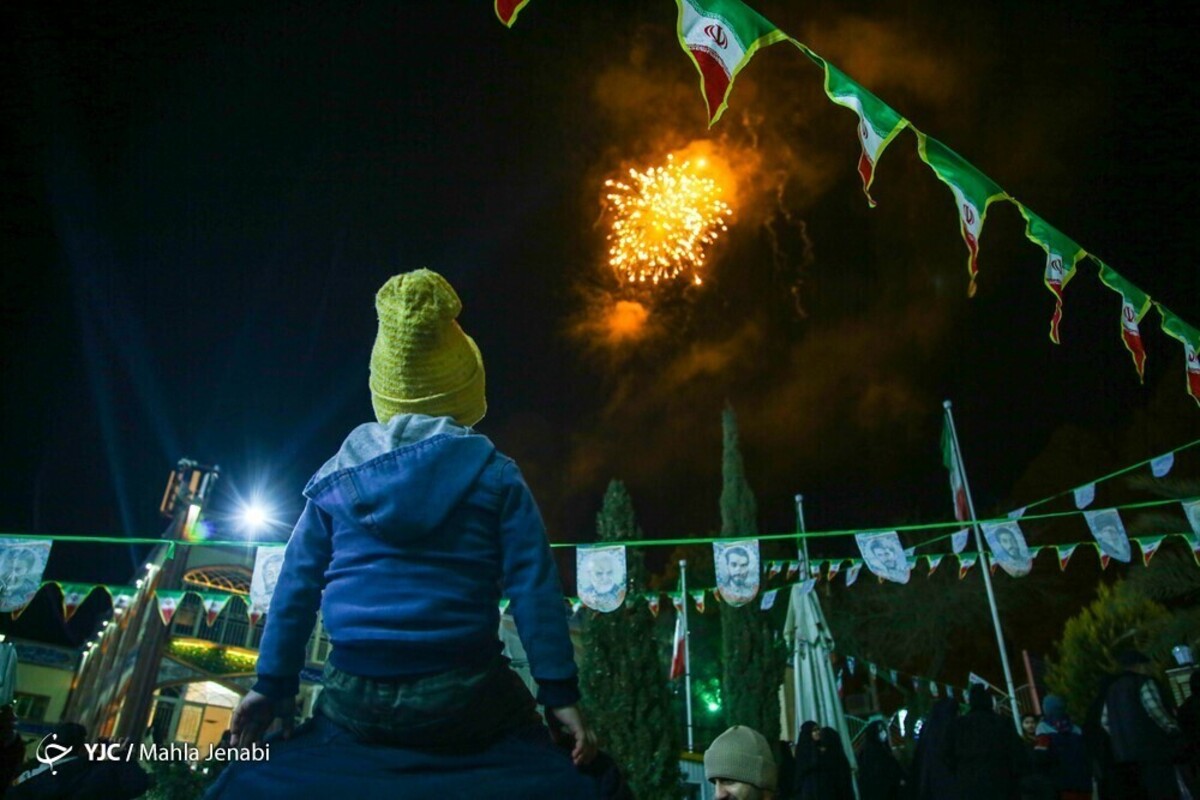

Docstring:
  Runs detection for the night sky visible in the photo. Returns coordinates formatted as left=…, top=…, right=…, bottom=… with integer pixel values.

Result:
left=2, top=0, right=1198, bottom=649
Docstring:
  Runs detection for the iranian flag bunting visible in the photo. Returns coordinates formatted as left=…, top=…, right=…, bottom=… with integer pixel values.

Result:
left=646, top=594, right=661, bottom=617
left=1137, top=536, right=1166, bottom=567
left=155, top=589, right=187, bottom=626
left=767, top=561, right=782, bottom=579
left=494, top=0, right=531, bottom=27
left=941, top=419, right=969, bottom=522
left=1097, top=545, right=1111, bottom=571
left=1056, top=543, right=1078, bottom=571
left=957, top=552, right=978, bottom=579
left=845, top=561, right=862, bottom=586
left=786, top=561, right=800, bottom=580
left=1150, top=452, right=1174, bottom=478
left=569, top=598, right=583, bottom=615
left=1157, top=304, right=1200, bottom=404
left=1096, top=260, right=1152, bottom=382
left=927, top=553, right=944, bottom=577
left=817, top=60, right=908, bottom=207
left=1018, top=205, right=1085, bottom=343
left=759, top=588, right=779, bottom=611
left=59, top=582, right=95, bottom=622
left=675, top=0, right=788, bottom=126
left=917, top=134, right=1008, bottom=297
left=201, top=592, right=233, bottom=626
left=105, top=585, right=137, bottom=617
left=826, top=560, right=842, bottom=581
left=672, top=593, right=684, bottom=614
left=692, top=589, right=706, bottom=613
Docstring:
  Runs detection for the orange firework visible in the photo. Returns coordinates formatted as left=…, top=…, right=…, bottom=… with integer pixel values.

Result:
left=604, top=154, right=732, bottom=286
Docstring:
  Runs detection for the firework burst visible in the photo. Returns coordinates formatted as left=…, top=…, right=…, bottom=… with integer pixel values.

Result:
left=604, top=154, right=732, bottom=286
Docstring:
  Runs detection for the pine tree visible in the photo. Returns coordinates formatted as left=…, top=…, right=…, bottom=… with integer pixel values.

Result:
left=580, top=480, right=685, bottom=800
left=718, top=405, right=784, bottom=742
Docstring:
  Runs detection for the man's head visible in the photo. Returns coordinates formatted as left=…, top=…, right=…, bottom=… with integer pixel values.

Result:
left=868, top=539, right=897, bottom=571
left=724, top=547, right=752, bottom=588
left=588, top=554, right=619, bottom=595
left=704, top=725, right=776, bottom=800
left=996, top=528, right=1018, bottom=557
left=369, top=269, right=486, bottom=427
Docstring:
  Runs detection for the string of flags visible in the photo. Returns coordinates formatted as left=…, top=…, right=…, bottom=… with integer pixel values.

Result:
left=496, top=0, right=1200, bottom=405
left=840, top=652, right=984, bottom=704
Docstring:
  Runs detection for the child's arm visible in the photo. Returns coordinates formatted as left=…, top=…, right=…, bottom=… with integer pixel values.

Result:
left=496, top=460, right=580, bottom=710
left=250, top=500, right=334, bottom=701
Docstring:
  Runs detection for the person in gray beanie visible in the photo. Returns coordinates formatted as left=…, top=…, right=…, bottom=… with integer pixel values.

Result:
left=704, top=725, right=778, bottom=800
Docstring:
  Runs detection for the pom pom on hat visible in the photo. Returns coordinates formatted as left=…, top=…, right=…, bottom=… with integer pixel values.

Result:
left=703, top=725, right=776, bottom=790
left=369, top=269, right=486, bottom=427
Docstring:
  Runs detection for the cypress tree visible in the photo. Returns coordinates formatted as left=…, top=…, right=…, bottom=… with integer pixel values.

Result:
left=580, top=480, right=685, bottom=800
left=719, top=405, right=784, bottom=743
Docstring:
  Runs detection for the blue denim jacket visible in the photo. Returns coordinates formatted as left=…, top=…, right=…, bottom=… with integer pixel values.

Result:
left=254, top=414, right=578, bottom=708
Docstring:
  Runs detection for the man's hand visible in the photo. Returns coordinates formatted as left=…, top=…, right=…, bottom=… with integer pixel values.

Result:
left=229, top=690, right=295, bottom=747
left=549, top=705, right=597, bottom=766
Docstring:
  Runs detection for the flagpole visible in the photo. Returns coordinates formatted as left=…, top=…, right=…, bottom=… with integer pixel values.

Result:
left=943, top=400, right=1023, bottom=731
left=793, top=495, right=807, bottom=743
left=680, top=559, right=695, bottom=752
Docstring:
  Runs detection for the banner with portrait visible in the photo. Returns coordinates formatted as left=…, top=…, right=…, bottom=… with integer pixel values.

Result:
left=249, top=546, right=287, bottom=623
left=982, top=520, right=1033, bottom=577
left=577, top=545, right=627, bottom=613
left=0, top=538, right=52, bottom=613
left=1084, top=508, right=1132, bottom=564
left=713, top=540, right=760, bottom=606
left=1182, top=499, right=1200, bottom=545
left=854, top=531, right=910, bottom=584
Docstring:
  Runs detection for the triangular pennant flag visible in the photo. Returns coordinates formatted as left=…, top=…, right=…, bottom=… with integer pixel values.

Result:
left=201, top=592, right=233, bottom=627
left=1158, top=304, right=1200, bottom=404
left=1018, top=205, right=1085, bottom=344
left=1098, top=546, right=1111, bottom=571
left=249, top=610, right=263, bottom=627
left=1096, top=260, right=1152, bottom=382
left=1074, top=483, right=1095, bottom=510
left=1137, top=536, right=1166, bottom=567
left=946, top=685, right=955, bottom=700
left=105, top=586, right=137, bottom=617
left=691, top=589, right=706, bottom=613
left=911, top=676, right=921, bottom=692
left=1008, top=507, right=1026, bottom=520
left=786, top=561, right=800, bottom=580
left=927, top=553, right=945, bottom=577
left=646, top=594, right=661, bottom=617
left=930, top=681, right=940, bottom=697
left=815, top=58, right=908, bottom=207
left=846, top=656, right=857, bottom=675
left=1084, top=508, right=1132, bottom=564
left=951, top=529, right=969, bottom=554
left=869, top=662, right=878, bottom=678
left=759, top=588, right=779, bottom=611
left=809, top=560, right=824, bottom=579
left=917, top=134, right=1008, bottom=297
left=1029, top=545, right=1044, bottom=560
left=845, top=561, right=862, bottom=586
left=493, top=0, right=532, bottom=27
left=569, top=598, right=583, bottom=615
left=825, top=560, right=842, bottom=581
left=59, top=583, right=95, bottom=622
left=957, top=552, right=978, bottom=580
left=767, top=561, right=782, bottom=579
left=674, top=0, right=788, bottom=126
left=1183, top=499, right=1200, bottom=544
left=672, top=593, right=684, bottom=614
left=1057, top=543, right=1079, bottom=571
left=155, top=589, right=187, bottom=626
left=1150, top=453, right=1175, bottom=478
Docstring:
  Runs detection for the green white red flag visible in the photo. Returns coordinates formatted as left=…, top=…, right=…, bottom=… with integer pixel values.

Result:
left=917, top=134, right=1008, bottom=297
left=201, top=592, right=234, bottom=626
left=494, top=0, right=531, bottom=27
left=1137, top=536, right=1166, bottom=567
left=941, top=418, right=969, bottom=522
left=59, top=582, right=95, bottom=622
left=1019, top=205, right=1085, bottom=344
left=646, top=593, right=661, bottom=617
left=1157, top=304, right=1200, bottom=404
left=675, top=0, right=787, bottom=125
left=957, top=552, right=977, bottom=579
left=155, top=589, right=187, bottom=626
left=816, top=59, right=908, bottom=207
left=1096, top=260, right=1152, bottom=382
left=692, top=589, right=706, bottom=612
left=927, top=554, right=944, bottom=577
left=670, top=608, right=687, bottom=679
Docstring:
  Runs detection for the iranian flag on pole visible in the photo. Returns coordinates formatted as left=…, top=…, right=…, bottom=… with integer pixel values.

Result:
left=917, top=134, right=1008, bottom=297
left=1019, top=205, right=1085, bottom=344
left=941, top=419, right=969, bottom=522
left=1096, top=259, right=1152, bottom=382
left=819, top=61, right=908, bottom=207
left=675, top=0, right=788, bottom=126
left=494, top=0, right=532, bottom=27
left=1158, top=304, right=1200, bottom=404
left=670, top=611, right=687, bottom=679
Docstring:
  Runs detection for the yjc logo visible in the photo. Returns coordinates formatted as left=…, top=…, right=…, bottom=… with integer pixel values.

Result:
left=703, top=23, right=728, bottom=48
left=35, top=733, right=73, bottom=775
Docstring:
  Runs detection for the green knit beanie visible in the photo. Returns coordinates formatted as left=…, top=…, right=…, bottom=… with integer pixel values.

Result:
left=704, top=725, right=777, bottom=790
left=368, top=269, right=486, bottom=427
